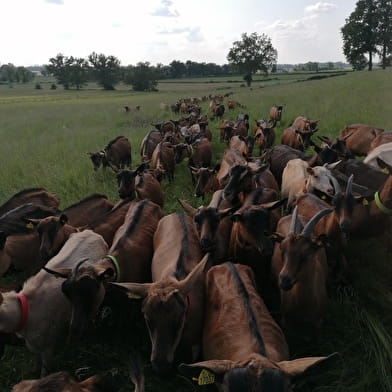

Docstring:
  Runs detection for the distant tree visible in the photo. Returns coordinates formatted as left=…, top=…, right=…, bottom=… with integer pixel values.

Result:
left=88, top=52, right=121, bottom=90
left=15, top=66, right=34, bottom=83
left=46, top=54, right=73, bottom=89
left=123, top=62, right=159, bottom=91
left=169, top=60, right=186, bottom=78
left=0, top=63, right=16, bottom=83
left=227, top=32, right=277, bottom=86
left=375, top=0, right=392, bottom=68
left=68, top=57, right=89, bottom=90
left=341, top=0, right=378, bottom=71
left=46, top=54, right=89, bottom=90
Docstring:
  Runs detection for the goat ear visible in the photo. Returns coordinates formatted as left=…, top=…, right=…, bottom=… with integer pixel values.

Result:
left=178, top=199, right=197, bottom=216
left=180, top=253, right=212, bottom=296
left=278, top=352, right=339, bottom=379
left=306, top=167, right=315, bottom=175
left=108, top=282, right=150, bottom=300
left=94, top=265, right=115, bottom=281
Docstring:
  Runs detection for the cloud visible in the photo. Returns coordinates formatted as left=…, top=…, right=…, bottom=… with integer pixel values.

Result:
left=45, top=0, right=64, bottom=4
left=304, top=2, right=337, bottom=14
left=186, top=27, right=204, bottom=43
left=150, top=0, right=179, bottom=17
left=157, top=27, right=190, bottom=35
left=156, top=26, right=204, bottom=43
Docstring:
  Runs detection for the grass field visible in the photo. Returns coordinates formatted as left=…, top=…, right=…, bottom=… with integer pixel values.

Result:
left=0, top=69, right=392, bottom=391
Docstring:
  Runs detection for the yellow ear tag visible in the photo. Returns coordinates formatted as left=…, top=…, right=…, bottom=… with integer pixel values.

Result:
left=362, top=199, right=369, bottom=206
left=127, top=292, right=142, bottom=299
left=197, top=369, right=215, bottom=385
left=26, top=222, right=34, bottom=229
left=381, top=167, right=389, bottom=174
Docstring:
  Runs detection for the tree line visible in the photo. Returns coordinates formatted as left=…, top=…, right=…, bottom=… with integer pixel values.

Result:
left=0, top=64, right=34, bottom=84
left=341, top=0, right=392, bottom=70
left=42, top=52, right=244, bottom=91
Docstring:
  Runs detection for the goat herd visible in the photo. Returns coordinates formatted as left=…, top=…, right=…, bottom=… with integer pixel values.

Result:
left=0, top=98, right=391, bottom=391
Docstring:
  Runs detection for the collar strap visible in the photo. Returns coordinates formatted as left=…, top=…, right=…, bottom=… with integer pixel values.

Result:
left=107, top=255, right=121, bottom=282
left=374, top=191, right=392, bottom=214
left=16, top=293, right=29, bottom=332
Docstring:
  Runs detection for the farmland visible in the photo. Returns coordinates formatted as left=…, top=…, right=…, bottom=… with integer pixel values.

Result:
left=0, top=69, right=392, bottom=391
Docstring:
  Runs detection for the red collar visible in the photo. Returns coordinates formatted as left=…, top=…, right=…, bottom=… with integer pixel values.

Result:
left=15, top=293, right=29, bottom=332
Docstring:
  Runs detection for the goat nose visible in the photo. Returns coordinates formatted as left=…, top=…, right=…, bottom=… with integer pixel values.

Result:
left=200, top=238, right=213, bottom=252
left=279, top=275, right=294, bottom=291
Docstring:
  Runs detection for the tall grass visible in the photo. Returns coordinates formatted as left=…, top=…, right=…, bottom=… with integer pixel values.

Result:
left=0, top=69, right=392, bottom=391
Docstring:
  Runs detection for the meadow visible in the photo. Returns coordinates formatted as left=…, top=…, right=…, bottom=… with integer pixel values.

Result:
left=0, top=69, right=392, bottom=391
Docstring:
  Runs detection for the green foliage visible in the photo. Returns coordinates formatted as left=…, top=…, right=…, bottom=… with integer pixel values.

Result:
left=123, top=62, right=159, bottom=91
left=342, top=0, right=392, bottom=70
left=0, top=64, right=33, bottom=84
left=227, top=32, right=277, bottom=85
left=88, top=52, right=121, bottom=90
left=46, top=54, right=89, bottom=90
left=375, top=0, right=392, bottom=68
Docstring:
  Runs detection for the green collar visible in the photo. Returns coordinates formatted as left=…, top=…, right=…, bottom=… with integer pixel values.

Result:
left=374, top=191, right=392, bottom=214
left=107, top=255, right=121, bottom=282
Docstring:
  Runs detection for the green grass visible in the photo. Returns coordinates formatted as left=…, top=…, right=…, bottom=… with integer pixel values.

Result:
left=0, top=69, right=392, bottom=391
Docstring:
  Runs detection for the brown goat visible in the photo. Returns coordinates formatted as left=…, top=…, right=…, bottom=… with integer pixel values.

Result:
left=179, top=189, right=235, bottom=262
left=272, top=207, right=332, bottom=338
left=110, top=212, right=207, bottom=375
left=43, top=200, right=162, bottom=341
left=0, top=187, right=60, bottom=218
left=338, top=124, right=384, bottom=156
left=140, top=130, right=162, bottom=162
left=151, top=141, right=175, bottom=182
left=116, top=163, right=164, bottom=208
left=179, top=263, right=337, bottom=392
left=88, top=136, right=132, bottom=172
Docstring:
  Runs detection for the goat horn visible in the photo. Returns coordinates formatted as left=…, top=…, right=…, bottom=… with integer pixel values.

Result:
left=289, top=206, right=300, bottom=234
left=70, top=258, right=89, bottom=280
left=346, top=174, right=354, bottom=196
left=301, top=209, right=333, bottom=238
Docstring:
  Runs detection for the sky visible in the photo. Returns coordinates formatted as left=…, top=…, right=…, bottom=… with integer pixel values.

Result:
left=1, top=0, right=358, bottom=67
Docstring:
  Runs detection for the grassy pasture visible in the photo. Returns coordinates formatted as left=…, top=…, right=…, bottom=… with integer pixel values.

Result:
left=0, top=69, right=392, bottom=391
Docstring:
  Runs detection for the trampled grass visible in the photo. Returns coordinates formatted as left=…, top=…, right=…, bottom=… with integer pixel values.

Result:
left=0, top=69, right=392, bottom=391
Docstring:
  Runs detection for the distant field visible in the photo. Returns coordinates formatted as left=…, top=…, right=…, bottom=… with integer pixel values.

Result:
left=0, top=69, right=392, bottom=391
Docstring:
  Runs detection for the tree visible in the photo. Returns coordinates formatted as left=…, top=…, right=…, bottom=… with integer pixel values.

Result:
left=88, top=52, right=121, bottom=90
left=15, top=66, right=34, bottom=83
left=341, top=0, right=378, bottom=71
left=46, top=54, right=89, bottom=90
left=0, top=63, right=16, bottom=83
left=375, top=0, right=392, bottom=68
left=123, top=62, right=159, bottom=91
left=169, top=60, right=186, bottom=78
left=227, top=32, right=277, bottom=86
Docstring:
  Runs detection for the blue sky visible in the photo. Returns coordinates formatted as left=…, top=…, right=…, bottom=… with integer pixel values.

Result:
left=1, top=0, right=358, bottom=66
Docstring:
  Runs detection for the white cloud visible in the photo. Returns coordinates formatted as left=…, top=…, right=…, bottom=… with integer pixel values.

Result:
left=150, top=0, right=179, bottom=17
left=186, top=27, right=204, bottom=43
left=305, top=2, right=337, bottom=14
left=45, top=0, right=64, bottom=4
